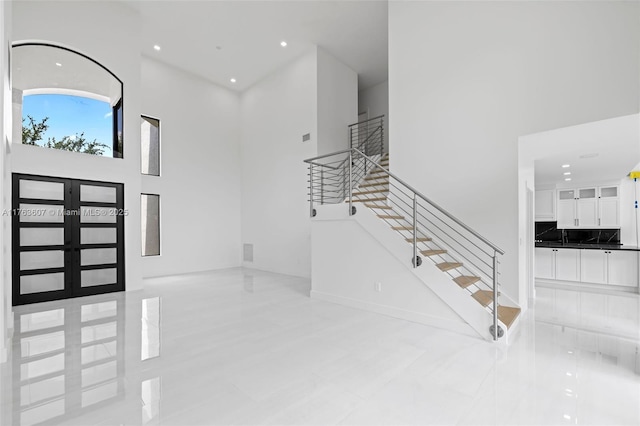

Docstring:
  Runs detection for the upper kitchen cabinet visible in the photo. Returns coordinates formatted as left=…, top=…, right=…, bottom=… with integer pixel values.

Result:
left=535, top=189, right=556, bottom=221
left=557, top=189, right=576, bottom=228
left=576, top=188, right=598, bottom=227
left=557, top=185, right=619, bottom=228
left=598, top=186, right=620, bottom=227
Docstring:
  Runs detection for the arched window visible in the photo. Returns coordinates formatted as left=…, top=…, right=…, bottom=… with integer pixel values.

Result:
left=12, top=43, right=123, bottom=158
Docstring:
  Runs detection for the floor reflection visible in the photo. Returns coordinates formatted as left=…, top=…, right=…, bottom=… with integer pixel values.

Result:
left=9, top=295, right=125, bottom=425
left=141, top=376, right=161, bottom=425
left=141, top=297, right=161, bottom=361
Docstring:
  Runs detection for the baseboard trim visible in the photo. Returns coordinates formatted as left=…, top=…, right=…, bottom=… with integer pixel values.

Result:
left=311, top=290, right=479, bottom=339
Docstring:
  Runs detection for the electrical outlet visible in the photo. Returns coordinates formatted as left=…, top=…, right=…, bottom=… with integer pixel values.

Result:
left=375, top=282, right=382, bottom=292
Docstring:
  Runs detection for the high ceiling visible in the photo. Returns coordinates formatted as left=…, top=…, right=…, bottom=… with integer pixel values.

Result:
left=123, top=0, right=388, bottom=92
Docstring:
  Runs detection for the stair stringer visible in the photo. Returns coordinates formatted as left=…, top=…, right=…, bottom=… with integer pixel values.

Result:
left=351, top=205, right=496, bottom=341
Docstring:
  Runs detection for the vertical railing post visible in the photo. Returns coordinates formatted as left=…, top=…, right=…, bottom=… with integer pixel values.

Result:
left=309, top=164, right=314, bottom=217
left=342, top=162, right=347, bottom=201
left=380, top=118, right=385, bottom=156
left=320, top=168, right=324, bottom=205
left=412, top=193, right=418, bottom=268
left=349, top=126, right=353, bottom=150
left=348, top=151, right=353, bottom=215
left=492, top=253, right=499, bottom=341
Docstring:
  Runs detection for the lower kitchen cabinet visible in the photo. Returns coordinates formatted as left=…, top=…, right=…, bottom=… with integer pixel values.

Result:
left=580, top=250, right=606, bottom=284
left=607, top=251, right=638, bottom=287
left=536, top=247, right=639, bottom=288
left=555, top=249, right=581, bottom=281
left=534, top=248, right=580, bottom=281
left=535, top=248, right=554, bottom=279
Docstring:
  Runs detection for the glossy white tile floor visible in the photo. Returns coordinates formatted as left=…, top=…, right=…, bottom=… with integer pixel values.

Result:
left=1, top=268, right=639, bottom=425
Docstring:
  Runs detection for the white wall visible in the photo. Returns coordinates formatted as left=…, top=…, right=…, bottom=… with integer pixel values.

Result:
left=240, top=50, right=318, bottom=278
left=0, top=0, right=10, bottom=363
left=11, top=1, right=143, bottom=290
left=312, top=199, right=491, bottom=336
left=140, top=57, right=242, bottom=277
left=358, top=80, right=389, bottom=152
left=389, top=1, right=640, bottom=307
left=317, top=48, right=358, bottom=155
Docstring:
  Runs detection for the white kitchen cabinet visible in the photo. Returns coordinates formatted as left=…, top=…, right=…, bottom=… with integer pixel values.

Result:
left=607, top=250, right=638, bottom=287
left=556, top=185, right=620, bottom=228
left=576, top=188, right=598, bottom=227
left=580, top=249, right=638, bottom=287
left=598, top=186, right=620, bottom=227
left=580, top=250, right=607, bottom=284
left=557, top=190, right=576, bottom=228
left=555, top=249, right=581, bottom=281
left=535, top=190, right=556, bottom=221
left=535, top=248, right=555, bottom=279
left=535, top=247, right=580, bottom=281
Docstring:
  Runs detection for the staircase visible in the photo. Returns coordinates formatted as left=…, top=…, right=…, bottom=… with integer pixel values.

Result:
left=351, top=153, right=521, bottom=333
left=305, top=116, right=521, bottom=342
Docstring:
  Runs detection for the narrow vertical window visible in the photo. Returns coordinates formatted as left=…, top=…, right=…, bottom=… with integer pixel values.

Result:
left=113, top=100, right=123, bottom=158
left=141, top=194, right=160, bottom=256
left=141, top=116, right=160, bottom=176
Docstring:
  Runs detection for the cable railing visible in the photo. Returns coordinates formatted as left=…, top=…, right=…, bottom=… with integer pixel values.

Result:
left=349, top=115, right=384, bottom=156
left=303, top=146, right=506, bottom=340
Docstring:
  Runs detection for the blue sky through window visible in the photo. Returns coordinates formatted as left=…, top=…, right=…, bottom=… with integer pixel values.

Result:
left=22, top=94, right=113, bottom=156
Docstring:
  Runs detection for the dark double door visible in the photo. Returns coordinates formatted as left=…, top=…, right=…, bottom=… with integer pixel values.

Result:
left=12, top=174, right=125, bottom=305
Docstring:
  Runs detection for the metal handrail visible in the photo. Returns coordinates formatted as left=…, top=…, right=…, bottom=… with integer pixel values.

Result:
left=304, top=146, right=506, bottom=340
left=348, top=114, right=385, bottom=128
left=346, top=148, right=504, bottom=255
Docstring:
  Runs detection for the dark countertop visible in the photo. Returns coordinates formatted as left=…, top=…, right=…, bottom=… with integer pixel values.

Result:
left=535, top=242, right=640, bottom=251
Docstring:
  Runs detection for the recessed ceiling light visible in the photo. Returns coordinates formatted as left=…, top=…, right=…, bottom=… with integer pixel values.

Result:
left=565, top=178, right=572, bottom=181
left=562, top=164, right=570, bottom=168
left=55, top=62, right=62, bottom=67
left=230, top=78, right=237, bottom=83
left=563, top=172, right=571, bottom=176
left=153, top=45, right=161, bottom=51
left=280, top=41, right=287, bottom=47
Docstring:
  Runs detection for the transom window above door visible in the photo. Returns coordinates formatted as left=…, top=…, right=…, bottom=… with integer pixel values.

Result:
left=12, top=43, right=124, bottom=158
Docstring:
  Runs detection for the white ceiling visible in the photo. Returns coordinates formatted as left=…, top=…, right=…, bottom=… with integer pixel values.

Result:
left=124, top=0, right=388, bottom=92
left=534, top=141, right=639, bottom=188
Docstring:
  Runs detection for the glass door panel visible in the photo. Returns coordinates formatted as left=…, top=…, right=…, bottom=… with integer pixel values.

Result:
left=13, top=174, right=124, bottom=305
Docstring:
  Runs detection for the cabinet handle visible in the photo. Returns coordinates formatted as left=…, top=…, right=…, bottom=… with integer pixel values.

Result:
left=598, top=218, right=600, bottom=226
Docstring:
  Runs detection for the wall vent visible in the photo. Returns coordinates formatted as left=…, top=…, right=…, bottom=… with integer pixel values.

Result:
left=302, top=133, right=311, bottom=142
left=243, top=243, right=254, bottom=262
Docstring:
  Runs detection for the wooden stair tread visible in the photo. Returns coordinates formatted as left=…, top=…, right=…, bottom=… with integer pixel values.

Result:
left=392, top=226, right=413, bottom=231
left=437, top=262, right=462, bottom=271
left=420, top=249, right=447, bottom=256
left=406, top=237, right=431, bottom=243
left=472, top=290, right=493, bottom=307
left=365, top=176, right=389, bottom=181
left=498, top=305, right=521, bottom=329
left=406, top=237, right=432, bottom=243
left=353, top=189, right=388, bottom=196
left=453, top=276, right=481, bottom=288
left=378, top=215, right=404, bottom=220
left=349, top=197, right=387, bottom=203
left=365, top=204, right=392, bottom=209
left=360, top=182, right=389, bottom=188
